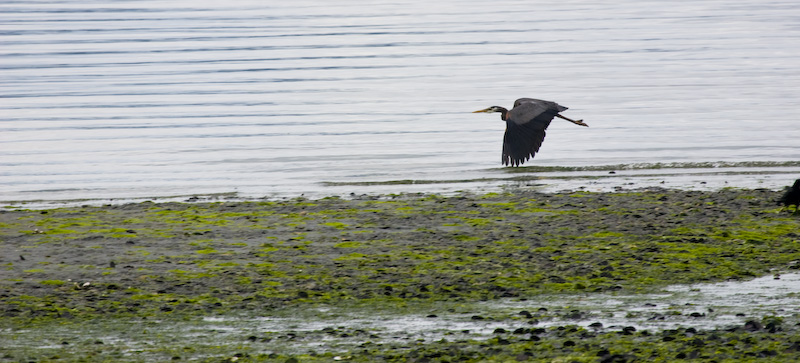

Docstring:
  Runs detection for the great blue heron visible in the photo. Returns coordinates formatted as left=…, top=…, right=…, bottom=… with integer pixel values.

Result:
left=473, top=98, right=587, bottom=166
left=778, top=179, right=800, bottom=213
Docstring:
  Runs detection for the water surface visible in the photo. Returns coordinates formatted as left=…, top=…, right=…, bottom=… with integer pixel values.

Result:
left=2, top=0, right=799, bottom=204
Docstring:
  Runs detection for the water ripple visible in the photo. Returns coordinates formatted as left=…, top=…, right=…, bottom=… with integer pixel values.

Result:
left=1, top=0, right=799, bottom=203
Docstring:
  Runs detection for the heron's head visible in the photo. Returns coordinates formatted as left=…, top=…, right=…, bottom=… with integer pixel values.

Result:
left=472, top=106, right=505, bottom=113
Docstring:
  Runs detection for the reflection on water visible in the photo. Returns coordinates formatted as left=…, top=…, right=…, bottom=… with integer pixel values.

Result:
left=2, top=0, right=799, bottom=203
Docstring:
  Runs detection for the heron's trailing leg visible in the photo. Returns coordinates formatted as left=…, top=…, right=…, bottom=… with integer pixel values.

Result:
left=556, top=114, right=588, bottom=127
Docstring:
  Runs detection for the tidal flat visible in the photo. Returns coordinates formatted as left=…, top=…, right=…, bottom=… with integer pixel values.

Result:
left=2, top=188, right=800, bottom=362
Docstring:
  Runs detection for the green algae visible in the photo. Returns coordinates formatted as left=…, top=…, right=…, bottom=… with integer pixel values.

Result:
left=2, top=188, right=800, bottom=361
left=194, top=248, right=219, bottom=254
left=322, top=221, right=350, bottom=229
left=38, top=279, right=66, bottom=286
left=334, top=241, right=362, bottom=248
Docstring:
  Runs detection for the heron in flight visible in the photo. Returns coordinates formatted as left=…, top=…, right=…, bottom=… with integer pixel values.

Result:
left=473, top=98, right=587, bottom=166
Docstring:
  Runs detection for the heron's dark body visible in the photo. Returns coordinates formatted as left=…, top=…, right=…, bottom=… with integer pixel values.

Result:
left=500, top=99, right=566, bottom=166
left=473, top=98, right=586, bottom=167
left=778, top=179, right=800, bottom=210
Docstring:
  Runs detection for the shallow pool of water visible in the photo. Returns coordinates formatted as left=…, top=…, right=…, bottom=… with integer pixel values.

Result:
left=6, top=272, right=797, bottom=357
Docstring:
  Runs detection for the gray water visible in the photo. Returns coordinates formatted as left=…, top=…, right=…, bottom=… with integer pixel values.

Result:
left=2, top=0, right=800, bottom=204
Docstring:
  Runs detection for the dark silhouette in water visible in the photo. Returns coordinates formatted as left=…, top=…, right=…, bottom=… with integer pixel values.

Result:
left=777, top=179, right=800, bottom=213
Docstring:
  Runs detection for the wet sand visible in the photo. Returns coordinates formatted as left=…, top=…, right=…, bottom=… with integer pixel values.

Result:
left=2, top=187, right=800, bottom=361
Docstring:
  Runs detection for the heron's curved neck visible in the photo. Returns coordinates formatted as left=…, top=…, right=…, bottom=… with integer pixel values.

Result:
left=499, top=108, right=509, bottom=121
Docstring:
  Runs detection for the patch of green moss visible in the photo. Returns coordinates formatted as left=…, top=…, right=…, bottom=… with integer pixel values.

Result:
left=194, top=248, right=218, bottom=254
left=323, top=222, right=349, bottom=229
left=39, top=280, right=66, bottom=286
left=167, top=270, right=217, bottom=279
left=335, top=253, right=368, bottom=261
left=334, top=241, right=362, bottom=248
left=453, top=234, right=480, bottom=242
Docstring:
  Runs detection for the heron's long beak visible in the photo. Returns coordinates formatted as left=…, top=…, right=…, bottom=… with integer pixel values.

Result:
left=472, top=108, right=492, bottom=113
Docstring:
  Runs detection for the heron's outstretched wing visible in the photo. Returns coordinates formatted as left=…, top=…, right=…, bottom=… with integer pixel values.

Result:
left=501, top=99, right=566, bottom=166
left=502, top=116, right=551, bottom=166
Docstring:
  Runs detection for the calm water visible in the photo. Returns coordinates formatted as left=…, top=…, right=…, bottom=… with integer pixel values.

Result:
left=2, top=0, right=800, bottom=204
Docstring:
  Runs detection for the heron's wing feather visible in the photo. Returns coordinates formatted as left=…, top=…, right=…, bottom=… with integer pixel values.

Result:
left=507, top=100, right=565, bottom=126
left=502, top=113, right=555, bottom=166
left=513, top=98, right=568, bottom=113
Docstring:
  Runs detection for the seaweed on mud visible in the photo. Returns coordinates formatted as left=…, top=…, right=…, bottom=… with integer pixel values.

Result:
left=1, top=188, right=799, bottom=361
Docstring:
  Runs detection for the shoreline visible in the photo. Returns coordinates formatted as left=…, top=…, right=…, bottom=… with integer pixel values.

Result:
left=5, top=160, right=800, bottom=210
left=2, top=187, right=800, bottom=361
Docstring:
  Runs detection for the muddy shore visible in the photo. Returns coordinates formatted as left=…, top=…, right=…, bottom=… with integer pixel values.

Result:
left=2, top=188, right=800, bottom=362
